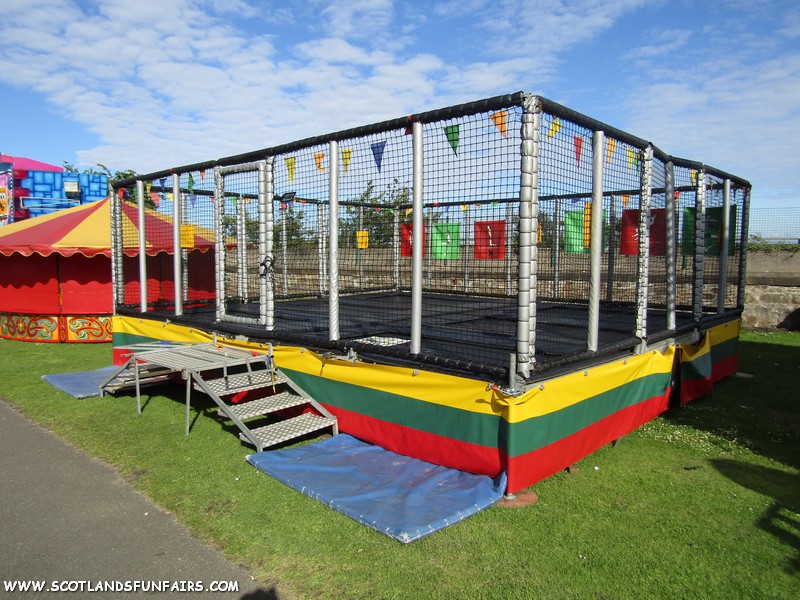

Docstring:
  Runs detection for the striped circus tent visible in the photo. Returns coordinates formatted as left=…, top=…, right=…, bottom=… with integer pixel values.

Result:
left=0, top=198, right=217, bottom=342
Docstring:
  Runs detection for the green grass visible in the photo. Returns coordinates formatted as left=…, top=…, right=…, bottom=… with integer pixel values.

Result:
left=1, top=332, right=798, bottom=599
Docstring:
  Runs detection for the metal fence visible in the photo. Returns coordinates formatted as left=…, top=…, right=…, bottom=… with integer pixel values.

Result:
left=748, top=207, right=800, bottom=245
left=112, top=92, right=751, bottom=384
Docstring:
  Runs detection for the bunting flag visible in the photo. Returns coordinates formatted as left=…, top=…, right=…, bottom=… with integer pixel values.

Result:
left=690, top=169, right=698, bottom=186
left=490, top=110, right=508, bottom=138
left=146, top=182, right=152, bottom=198
left=371, top=141, right=387, bottom=172
left=116, top=188, right=125, bottom=200
left=620, top=208, right=666, bottom=256
left=405, top=208, right=412, bottom=217
left=200, top=169, right=206, bottom=182
left=187, top=173, right=195, bottom=194
left=314, top=153, right=325, bottom=172
left=356, top=230, right=369, bottom=249
left=574, top=136, right=583, bottom=168
left=474, top=220, right=505, bottom=259
left=626, top=147, right=635, bottom=170
left=285, top=157, right=296, bottom=182
left=564, top=210, right=588, bottom=254
left=460, top=204, right=468, bottom=212
left=444, top=125, right=459, bottom=155
left=432, top=223, right=461, bottom=260
left=582, top=202, right=592, bottom=247
left=188, top=194, right=197, bottom=208
left=400, top=223, right=425, bottom=257
left=548, top=118, right=561, bottom=138
left=149, top=192, right=160, bottom=208
left=341, top=148, right=352, bottom=173
left=606, top=138, right=616, bottom=164
left=622, top=194, right=630, bottom=209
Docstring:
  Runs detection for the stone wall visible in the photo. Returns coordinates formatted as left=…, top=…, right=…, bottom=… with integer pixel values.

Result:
left=742, top=250, right=799, bottom=330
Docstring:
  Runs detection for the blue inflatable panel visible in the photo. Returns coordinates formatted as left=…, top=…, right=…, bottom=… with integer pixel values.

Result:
left=42, top=366, right=121, bottom=398
left=247, top=434, right=506, bottom=543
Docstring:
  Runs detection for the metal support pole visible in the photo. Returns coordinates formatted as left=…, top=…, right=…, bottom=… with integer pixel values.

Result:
left=665, top=161, right=676, bottom=330
left=136, top=179, right=148, bottom=312
left=426, top=205, right=433, bottom=288
left=692, top=171, right=707, bottom=323
left=463, top=205, right=470, bottom=293
left=393, top=206, right=400, bottom=290
left=259, top=159, right=273, bottom=329
left=516, top=95, right=540, bottom=379
left=281, top=197, right=288, bottom=293
left=358, top=205, right=364, bottom=289
left=172, top=173, right=183, bottom=316
left=607, top=195, right=617, bottom=303
left=411, top=121, right=424, bottom=355
left=737, top=187, right=751, bottom=309
left=634, top=146, right=653, bottom=343
left=587, top=130, right=604, bottom=352
left=317, top=203, right=326, bottom=296
left=329, top=140, right=340, bottom=341
left=554, top=198, right=562, bottom=299
left=718, top=179, right=731, bottom=313
left=110, top=189, right=121, bottom=311
left=505, top=202, right=513, bottom=296
left=181, top=190, right=189, bottom=305
left=214, top=167, right=225, bottom=321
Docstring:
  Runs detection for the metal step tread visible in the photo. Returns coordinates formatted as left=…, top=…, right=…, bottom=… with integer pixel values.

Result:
left=241, top=413, right=337, bottom=449
left=196, top=370, right=287, bottom=396
left=227, top=391, right=309, bottom=420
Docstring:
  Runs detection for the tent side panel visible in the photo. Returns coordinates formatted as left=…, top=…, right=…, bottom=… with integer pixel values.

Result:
left=0, top=254, right=61, bottom=313
left=59, top=255, right=113, bottom=314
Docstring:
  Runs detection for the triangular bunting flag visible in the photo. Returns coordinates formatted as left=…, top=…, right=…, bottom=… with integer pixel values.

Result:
left=490, top=110, right=508, bottom=138
left=200, top=169, right=206, bottom=181
left=574, top=136, right=583, bottom=167
left=188, top=194, right=197, bottom=207
left=626, top=147, right=635, bottom=170
left=187, top=173, right=194, bottom=194
left=371, top=141, right=387, bottom=172
left=314, top=153, right=325, bottom=172
left=117, top=188, right=124, bottom=200
left=548, top=118, right=561, bottom=138
left=606, top=138, right=616, bottom=164
left=146, top=182, right=152, bottom=197
left=341, top=148, right=352, bottom=173
left=622, top=194, right=630, bottom=209
left=444, top=125, right=460, bottom=154
left=285, top=156, right=296, bottom=182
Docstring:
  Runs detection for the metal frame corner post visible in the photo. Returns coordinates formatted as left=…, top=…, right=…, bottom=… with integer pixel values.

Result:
left=328, top=139, right=340, bottom=342
left=587, top=130, right=605, bottom=352
left=737, top=186, right=751, bottom=309
left=259, top=158, right=274, bottom=329
left=172, top=173, right=183, bottom=316
left=692, top=170, right=707, bottom=323
left=718, top=178, right=731, bottom=313
left=213, top=167, right=225, bottom=322
left=109, top=187, right=122, bottom=312
left=136, top=179, right=148, bottom=313
left=634, top=145, right=654, bottom=343
left=516, top=95, right=540, bottom=379
left=410, top=120, right=424, bottom=355
left=664, top=161, right=677, bottom=330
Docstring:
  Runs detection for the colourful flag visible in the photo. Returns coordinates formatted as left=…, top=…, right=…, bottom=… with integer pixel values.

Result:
left=314, top=153, right=325, bottom=172
left=187, top=173, right=194, bottom=193
left=490, top=110, right=508, bottom=138
left=400, top=223, right=425, bottom=257
left=432, top=223, right=461, bottom=260
left=606, top=138, right=616, bottom=164
left=341, top=148, right=352, bottom=173
left=627, top=147, right=635, bottom=170
left=371, top=141, right=387, bottom=172
left=548, top=118, right=561, bottom=138
left=474, top=220, right=505, bottom=260
left=574, top=136, right=583, bottom=168
left=444, top=124, right=459, bottom=154
left=285, top=157, right=296, bottom=182
left=357, top=230, right=369, bottom=249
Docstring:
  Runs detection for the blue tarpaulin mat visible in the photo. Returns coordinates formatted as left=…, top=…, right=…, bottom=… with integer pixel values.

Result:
left=247, top=434, right=507, bottom=543
left=42, top=366, right=121, bottom=399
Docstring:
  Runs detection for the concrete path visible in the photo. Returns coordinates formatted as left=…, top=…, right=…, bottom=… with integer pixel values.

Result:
left=0, top=399, right=279, bottom=599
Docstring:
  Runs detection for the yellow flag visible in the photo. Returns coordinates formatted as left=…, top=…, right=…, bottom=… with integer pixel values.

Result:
left=690, top=169, right=698, bottom=186
left=341, top=148, right=352, bottom=173
left=490, top=110, right=508, bottom=138
left=285, top=157, right=296, bottom=182
left=357, top=230, right=369, bottom=249
left=626, top=147, right=635, bottom=170
left=622, top=194, right=630, bottom=209
left=146, top=182, right=152, bottom=197
left=314, top=153, right=325, bottom=172
left=548, top=118, right=562, bottom=138
left=606, top=138, right=616, bottom=164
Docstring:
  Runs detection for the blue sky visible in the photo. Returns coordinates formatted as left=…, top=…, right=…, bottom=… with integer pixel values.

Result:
left=0, top=0, right=798, bottom=207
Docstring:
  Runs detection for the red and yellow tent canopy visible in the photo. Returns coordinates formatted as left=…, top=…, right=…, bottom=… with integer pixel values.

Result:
left=0, top=197, right=217, bottom=258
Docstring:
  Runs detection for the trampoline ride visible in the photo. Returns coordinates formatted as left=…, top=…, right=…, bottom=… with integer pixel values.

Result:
left=109, top=92, right=750, bottom=495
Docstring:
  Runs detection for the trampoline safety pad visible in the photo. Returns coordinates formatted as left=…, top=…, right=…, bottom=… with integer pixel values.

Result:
left=247, top=434, right=507, bottom=543
left=42, top=366, right=122, bottom=399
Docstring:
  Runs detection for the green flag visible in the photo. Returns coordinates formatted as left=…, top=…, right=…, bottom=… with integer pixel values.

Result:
left=444, top=124, right=460, bottom=155
left=432, top=223, right=461, bottom=260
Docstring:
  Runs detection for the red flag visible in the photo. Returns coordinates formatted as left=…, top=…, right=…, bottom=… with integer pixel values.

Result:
left=400, top=223, right=426, bottom=257
left=574, top=136, right=583, bottom=167
left=474, top=220, right=506, bottom=259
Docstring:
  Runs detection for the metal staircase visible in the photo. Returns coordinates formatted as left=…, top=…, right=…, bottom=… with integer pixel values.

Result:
left=100, top=342, right=337, bottom=451
left=192, top=360, right=339, bottom=452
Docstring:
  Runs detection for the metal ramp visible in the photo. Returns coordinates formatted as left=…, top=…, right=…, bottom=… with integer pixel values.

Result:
left=100, top=342, right=337, bottom=451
